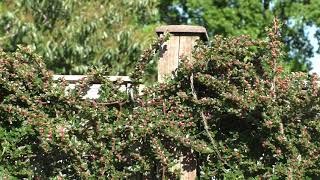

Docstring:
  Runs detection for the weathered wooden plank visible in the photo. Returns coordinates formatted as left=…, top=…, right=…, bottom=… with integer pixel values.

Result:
left=176, top=35, right=200, bottom=180
left=158, top=35, right=181, bottom=82
left=156, top=25, right=208, bottom=41
left=179, top=36, right=200, bottom=61
left=156, top=25, right=208, bottom=180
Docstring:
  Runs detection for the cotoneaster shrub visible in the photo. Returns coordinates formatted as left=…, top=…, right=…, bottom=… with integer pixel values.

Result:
left=0, top=20, right=319, bottom=179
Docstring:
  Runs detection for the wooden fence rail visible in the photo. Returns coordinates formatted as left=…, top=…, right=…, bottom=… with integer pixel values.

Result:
left=52, top=75, right=131, bottom=99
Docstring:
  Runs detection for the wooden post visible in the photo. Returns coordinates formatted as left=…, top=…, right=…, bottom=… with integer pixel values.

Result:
left=156, top=25, right=208, bottom=82
left=156, top=25, right=208, bottom=179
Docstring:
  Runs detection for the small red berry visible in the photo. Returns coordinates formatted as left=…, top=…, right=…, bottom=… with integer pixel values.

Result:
left=178, top=122, right=185, bottom=127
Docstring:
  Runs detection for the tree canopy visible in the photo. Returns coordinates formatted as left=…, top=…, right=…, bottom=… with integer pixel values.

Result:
left=159, top=0, right=320, bottom=71
left=0, top=0, right=158, bottom=75
left=1, top=0, right=320, bottom=74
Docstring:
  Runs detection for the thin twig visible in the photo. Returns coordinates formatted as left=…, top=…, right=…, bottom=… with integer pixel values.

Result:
left=97, top=100, right=129, bottom=106
left=190, top=73, right=225, bottom=163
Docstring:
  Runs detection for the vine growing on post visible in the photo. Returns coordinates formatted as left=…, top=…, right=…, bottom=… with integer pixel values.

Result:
left=0, top=20, right=319, bottom=179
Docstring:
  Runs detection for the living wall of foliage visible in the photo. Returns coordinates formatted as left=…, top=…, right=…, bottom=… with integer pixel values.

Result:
left=1, top=21, right=320, bottom=179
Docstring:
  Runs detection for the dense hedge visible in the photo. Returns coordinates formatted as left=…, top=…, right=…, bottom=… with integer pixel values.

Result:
left=1, top=21, right=320, bottom=179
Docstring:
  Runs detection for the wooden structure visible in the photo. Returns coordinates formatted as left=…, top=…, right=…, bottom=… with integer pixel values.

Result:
left=156, top=25, right=208, bottom=179
left=156, top=25, right=208, bottom=82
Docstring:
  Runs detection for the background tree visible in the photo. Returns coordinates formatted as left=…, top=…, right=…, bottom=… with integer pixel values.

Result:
left=1, top=0, right=319, bottom=75
left=158, top=0, right=320, bottom=71
left=0, top=0, right=158, bottom=75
